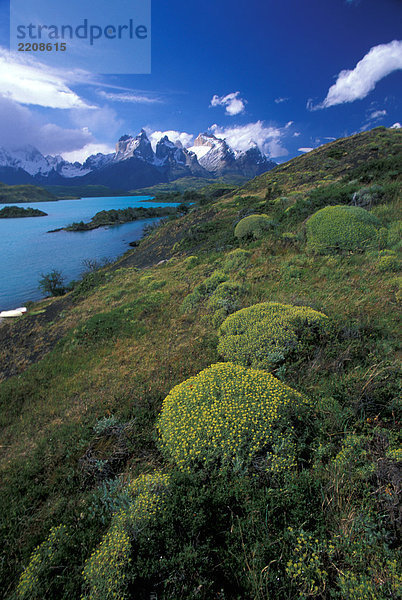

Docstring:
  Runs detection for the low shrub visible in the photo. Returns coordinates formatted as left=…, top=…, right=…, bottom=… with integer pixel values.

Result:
left=71, top=309, right=146, bottom=346
left=234, top=214, right=274, bottom=241
left=217, top=302, right=329, bottom=370
left=306, top=205, right=380, bottom=254
left=71, top=270, right=110, bottom=300
left=17, top=525, right=69, bottom=599
left=82, top=472, right=170, bottom=600
left=183, top=255, right=198, bottom=269
left=181, top=270, right=227, bottom=312
left=207, top=281, right=243, bottom=314
left=223, top=248, right=251, bottom=272
left=387, top=220, right=402, bottom=250
left=376, top=251, right=400, bottom=273
left=157, top=361, right=311, bottom=474
left=351, top=184, right=384, bottom=208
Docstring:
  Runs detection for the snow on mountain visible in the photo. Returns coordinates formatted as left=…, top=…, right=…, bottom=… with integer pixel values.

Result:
left=187, top=144, right=213, bottom=160
left=0, top=129, right=276, bottom=187
left=82, top=152, right=114, bottom=172
left=189, top=133, right=236, bottom=174
left=114, top=130, right=155, bottom=163
left=0, top=145, right=90, bottom=178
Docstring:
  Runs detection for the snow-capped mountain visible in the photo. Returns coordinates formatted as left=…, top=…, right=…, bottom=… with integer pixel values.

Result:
left=0, top=145, right=89, bottom=179
left=189, top=133, right=276, bottom=177
left=0, top=130, right=276, bottom=190
left=114, top=130, right=155, bottom=163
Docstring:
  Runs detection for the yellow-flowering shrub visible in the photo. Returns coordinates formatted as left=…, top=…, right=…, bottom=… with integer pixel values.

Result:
left=17, top=525, right=68, bottom=599
left=223, top=248, right=251, bottom=272
left=217, top=302, right=329, bottom=370
left=157, top=362, right=310, bottom=473
left=82, top=472, right=169, bottom=600
left=285, top=529, right=329, bottom=597
left=306, top=205, right=380, bottom=254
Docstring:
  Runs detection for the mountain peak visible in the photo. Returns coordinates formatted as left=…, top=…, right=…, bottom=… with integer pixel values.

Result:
left=115, top=130, right=154, bottom=163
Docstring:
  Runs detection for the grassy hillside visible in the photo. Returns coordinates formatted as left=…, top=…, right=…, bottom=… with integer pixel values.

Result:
left=0, top=183, right=56, bottom=203
left=0, top=127, right=400, bottom=600
left=131, top=174, right=246, bottom=196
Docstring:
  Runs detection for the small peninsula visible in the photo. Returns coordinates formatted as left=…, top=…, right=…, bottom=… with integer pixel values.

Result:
left=0, top=205, right=48, bottom=218
left=0, top=183, right=56, bottom=203
left=49, top=205, right=178, bottom=232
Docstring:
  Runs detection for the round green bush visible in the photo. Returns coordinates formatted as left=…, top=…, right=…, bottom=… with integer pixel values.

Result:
left=376, top=251, right=400, bottom=273
left=234, top=214, right=274, bottom=241
left=207, top=281, right=243, bottom=313
left=223, top=248, right=251, bottom=272
left=217, top=302, right=329, bottom=370
left=157, top=362, right=310, bottom=473
left=306, top=205, right=380, bottom=254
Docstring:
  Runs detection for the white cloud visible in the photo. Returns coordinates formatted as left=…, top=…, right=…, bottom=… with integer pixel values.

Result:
left=97, top=90, right=162, bottom=104
left=274, top=97, right=288, bottom=104
left=210, top=91, right=246, bottom=116
left=293, top=132, right=301, bottom=137
left=311, top=41, right=402, bottom=109
left=0, top=95, right=92, bottom=154
left=210, top=121, right=288, bottom=157
left=61, top=142, right=115, bottom=163
left=369, top=109, right=387, bottom=120
left=69, top=105, right=123, bottom=139
left=298, top=147, right=314, bottom=153
left=147, top=129, right=194, bottom=150
left=0, top=47, right=94, bottom=109
left=390, top=122, right=401, bottom=129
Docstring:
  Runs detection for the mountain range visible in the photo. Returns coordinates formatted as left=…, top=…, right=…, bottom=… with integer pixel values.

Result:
left=0, top=130, right=276, bottom=190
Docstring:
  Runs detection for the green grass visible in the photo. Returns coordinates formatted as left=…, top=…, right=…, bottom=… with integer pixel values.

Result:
left=0, top=127, right=400, bottom=600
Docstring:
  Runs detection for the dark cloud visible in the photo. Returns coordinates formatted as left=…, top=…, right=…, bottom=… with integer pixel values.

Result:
left=0, top=96, right=92, bottom=154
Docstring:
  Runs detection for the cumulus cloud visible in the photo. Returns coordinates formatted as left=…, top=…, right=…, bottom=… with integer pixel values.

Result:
left=210, top=121, right=288, bottom=157
left=61, top=142, right=115, bottom=163
left=310, top=40, right=402, bottom=109
left=390, top=122, right=401, bottom=129
left=0, top=47, right=94, bottom=109
left=97, top=90, right=162, bottom=104
left=210, top=91, right=246, bottom=116
left=0, top=95, right=92, bottom=154
left=274, top=97, right=289, bottom=104
left=147, top=129, right=194, bottom=150
left=298, top=147, right=314, bottom=153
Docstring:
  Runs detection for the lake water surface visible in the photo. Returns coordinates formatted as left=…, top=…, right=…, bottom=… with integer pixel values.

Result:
left=0, top=196, right=177, bottom=311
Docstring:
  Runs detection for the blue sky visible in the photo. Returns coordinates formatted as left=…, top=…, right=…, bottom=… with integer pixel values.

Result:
left=0, top=0, right=401, bottom=163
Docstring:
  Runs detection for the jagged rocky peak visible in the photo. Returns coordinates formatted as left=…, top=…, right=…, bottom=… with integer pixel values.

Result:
left=155, top=135, right=187, bottom=165
left=234, top=142, right=277, bottom=178
left=115, top=130, right=155, bottom=162
left=189, top=133, right=236, bottom=174
left=83, top=152, right=114, bottom=171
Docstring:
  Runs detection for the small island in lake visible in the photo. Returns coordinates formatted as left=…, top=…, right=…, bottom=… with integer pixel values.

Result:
left=0, top=205, right=48, bottom=218
left=49, top=205, right=178, bottom=232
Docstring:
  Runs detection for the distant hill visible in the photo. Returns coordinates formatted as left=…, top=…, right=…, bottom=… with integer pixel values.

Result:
left=0, top=182, right=57, bottom=203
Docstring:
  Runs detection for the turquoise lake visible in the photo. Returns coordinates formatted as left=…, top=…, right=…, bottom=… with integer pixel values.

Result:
left=0, top=196, right=178, bottom=311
